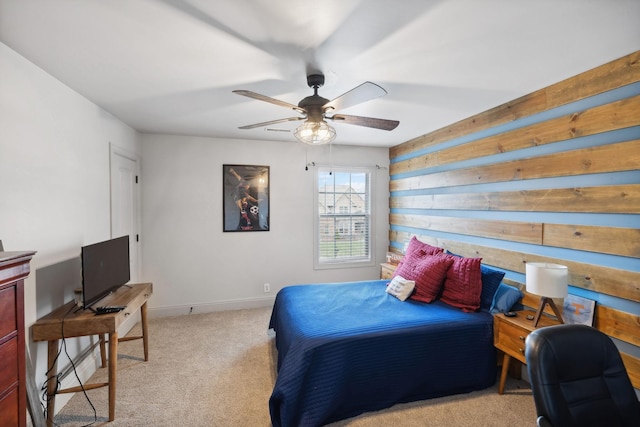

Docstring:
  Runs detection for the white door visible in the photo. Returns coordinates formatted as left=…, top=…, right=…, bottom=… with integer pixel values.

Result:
left=110, top=144, right=140, bottom=283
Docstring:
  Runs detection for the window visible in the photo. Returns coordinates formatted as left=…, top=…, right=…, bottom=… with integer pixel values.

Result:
left=315, top=167, right=373, bottom=268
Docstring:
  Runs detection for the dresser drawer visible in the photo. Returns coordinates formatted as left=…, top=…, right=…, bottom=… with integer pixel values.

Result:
left=380, top=263, right=396, bottom=280
left=0, top=285, right=17, bottom=341
left=494, top=318, right=529, bottom=363
left=0, top=336, right=18, bottom=393
left=0, top=386, right=19, bottom=427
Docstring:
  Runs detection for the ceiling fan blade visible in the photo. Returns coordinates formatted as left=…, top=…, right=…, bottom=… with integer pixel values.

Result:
left=323, top=82, right=388, bottom=112
left=233, top=90, right=305, bottom=113
left=238, top=116, right=305, bottom=130
left=328, top=114, right=399, bottom=131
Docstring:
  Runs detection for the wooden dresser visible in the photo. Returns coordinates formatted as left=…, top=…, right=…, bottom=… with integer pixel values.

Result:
left=0, top=251, right=36, bottom=427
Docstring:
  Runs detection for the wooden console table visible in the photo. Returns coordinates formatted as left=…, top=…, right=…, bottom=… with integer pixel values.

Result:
left=31, top=282, right=152, bottom=426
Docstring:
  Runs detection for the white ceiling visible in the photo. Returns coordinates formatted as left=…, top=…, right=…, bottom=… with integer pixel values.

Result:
left=1, top=0, right=639, bottom=148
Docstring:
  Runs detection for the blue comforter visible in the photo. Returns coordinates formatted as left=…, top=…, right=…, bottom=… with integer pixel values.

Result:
left=268, top=280, right=496, bottom=427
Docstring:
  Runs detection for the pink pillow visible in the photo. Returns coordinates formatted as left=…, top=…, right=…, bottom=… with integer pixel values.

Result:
left=440, top=255, right=483, bottom=312
left=404, top=236, right=443, bottom=258
left=394, top=252, right=453, bottom=303
left=395, top=237, right=444, bottom=272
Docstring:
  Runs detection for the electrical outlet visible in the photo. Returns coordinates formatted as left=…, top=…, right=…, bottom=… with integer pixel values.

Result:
left=264, top=283, right=270, bottom=293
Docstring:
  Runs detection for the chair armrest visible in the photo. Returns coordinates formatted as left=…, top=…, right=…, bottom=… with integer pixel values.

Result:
left=536, top=416, right=552, bottom=427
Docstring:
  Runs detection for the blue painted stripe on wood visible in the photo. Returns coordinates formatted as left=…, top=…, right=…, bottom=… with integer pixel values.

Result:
left=391, top=81, right=640, bottom=164
left=569, top=286, right=640, bottom=316
left=389, top=224, right=639, bottom=272
left=391, top=126, right=640, bottom=181
left=390, top=209, right=640, bottom=228
left=391, top=170, right=640, bottom=196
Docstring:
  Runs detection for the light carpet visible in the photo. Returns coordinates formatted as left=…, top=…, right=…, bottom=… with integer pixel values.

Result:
left=52, top=307, right=537, bottom=426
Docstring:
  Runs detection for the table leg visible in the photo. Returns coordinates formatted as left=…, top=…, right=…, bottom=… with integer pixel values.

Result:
left=498, top=352, right=511, bottom=394
left=99, top=334, right=107, bottom=368
left=108, top=331, right=118, bottom=421
left=141, top=301, right=149, bottom=361
left=46, top=340, right=59, bottom=427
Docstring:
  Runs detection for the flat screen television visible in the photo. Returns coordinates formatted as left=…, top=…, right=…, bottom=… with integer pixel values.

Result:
left=81, top=235, right=130, bottom=308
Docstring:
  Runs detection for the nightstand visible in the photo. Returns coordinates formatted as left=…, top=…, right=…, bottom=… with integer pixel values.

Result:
left=380, top=262, right=396, bottom=280
left=493, top=310, right=560, bottom=394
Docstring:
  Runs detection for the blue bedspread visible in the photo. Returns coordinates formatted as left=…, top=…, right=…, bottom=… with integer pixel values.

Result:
left=268, top=280, right=496, bottom=427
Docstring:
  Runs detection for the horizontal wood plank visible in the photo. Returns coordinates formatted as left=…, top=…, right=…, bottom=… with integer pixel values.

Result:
left=391, top=95, right=640, bottom=175
left=390, top=139, right=640, bottom=192
left=543, top=223, right=640, bottom=258
left=390, top=91, right=547, bottom=159
left=547, top=51, right=640, bottom=107
left=596, top=304, right=640, bottom=347
left=389, top=213, right=542, bottom=244
left=388, top=231, right=640, bottom=303
left=390, top=51, right=640, bottom=159
left=621, top=353, right=640, bottom=389
left=391, top=184, right=640, bottom=214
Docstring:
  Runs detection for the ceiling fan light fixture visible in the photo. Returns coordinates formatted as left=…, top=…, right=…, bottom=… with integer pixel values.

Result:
left=294, top=120, right=336, bottom=145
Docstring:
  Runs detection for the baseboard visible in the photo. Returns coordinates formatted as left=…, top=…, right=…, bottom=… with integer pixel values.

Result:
left=54, top=342, right=102, bottom=414
left=148, top=296, right=276, bottom=318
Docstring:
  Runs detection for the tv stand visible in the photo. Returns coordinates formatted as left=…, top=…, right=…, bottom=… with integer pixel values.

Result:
left=32, top=282, right=152, bottom=426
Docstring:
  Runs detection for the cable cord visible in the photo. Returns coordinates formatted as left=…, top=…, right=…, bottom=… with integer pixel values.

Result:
left=40, top=304, right=98, bottom=426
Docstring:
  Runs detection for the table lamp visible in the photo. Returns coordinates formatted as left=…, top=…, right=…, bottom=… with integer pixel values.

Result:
left=526, top=262, right=568, bottom=327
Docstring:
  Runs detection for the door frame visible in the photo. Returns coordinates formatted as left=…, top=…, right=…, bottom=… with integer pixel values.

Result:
left=109, top=142, right=142, bottom=282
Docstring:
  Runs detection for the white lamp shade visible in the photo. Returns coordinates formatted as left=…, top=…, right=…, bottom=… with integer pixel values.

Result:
left=526, top=262, right=568, bottom=298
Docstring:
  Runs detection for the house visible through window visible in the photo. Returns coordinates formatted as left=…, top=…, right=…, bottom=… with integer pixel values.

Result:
left=315, top=167, right=372, bottom=267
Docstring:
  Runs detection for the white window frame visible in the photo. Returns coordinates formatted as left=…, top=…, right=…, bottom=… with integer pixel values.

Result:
left=314, top=165, right=375, bottom=269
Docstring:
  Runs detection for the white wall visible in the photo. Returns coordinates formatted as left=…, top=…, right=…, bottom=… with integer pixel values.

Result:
left=0, top=42, right=140, bottom=412
left=1, top=39, right=390, bottom=415
left=141, top=134, right=390, bottom=316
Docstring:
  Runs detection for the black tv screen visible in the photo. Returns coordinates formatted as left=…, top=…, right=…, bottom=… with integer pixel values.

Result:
left=81, top=235, right=130, bottom=308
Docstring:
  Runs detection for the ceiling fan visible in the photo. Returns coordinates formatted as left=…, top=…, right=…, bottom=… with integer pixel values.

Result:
left=233, top=74, right=399, bottom=144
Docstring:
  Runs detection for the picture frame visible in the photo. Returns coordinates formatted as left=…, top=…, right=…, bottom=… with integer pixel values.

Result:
left=223, top=164, right=269, bottom=232
left=562, top=294, right=596, bottom=326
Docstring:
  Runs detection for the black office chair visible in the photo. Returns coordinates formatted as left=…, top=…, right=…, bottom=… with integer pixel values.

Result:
left=525, top=324, right=640, bottom=427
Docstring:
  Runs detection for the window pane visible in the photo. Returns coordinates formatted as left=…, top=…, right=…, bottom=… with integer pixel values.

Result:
left=317, top=168, right=371, bottom=264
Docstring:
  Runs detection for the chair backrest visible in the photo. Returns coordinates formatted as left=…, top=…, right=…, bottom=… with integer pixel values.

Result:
left=525, top=324, right=640, bottom=427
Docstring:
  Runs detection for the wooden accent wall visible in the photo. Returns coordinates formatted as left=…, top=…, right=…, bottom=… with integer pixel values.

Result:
left=388, top=51, right=640, bottom=387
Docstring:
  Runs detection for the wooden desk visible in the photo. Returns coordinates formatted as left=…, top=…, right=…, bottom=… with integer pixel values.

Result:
left=32, top=283, right=152, bottom=426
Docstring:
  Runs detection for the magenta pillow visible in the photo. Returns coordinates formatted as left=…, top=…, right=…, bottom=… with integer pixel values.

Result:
left=404, top=236, right=443, bottom=258
left=440, top=255, right=483, bottom=312
left=394, top=252, right=453, bottom=303
left=395, top=237, right=444, bottom=273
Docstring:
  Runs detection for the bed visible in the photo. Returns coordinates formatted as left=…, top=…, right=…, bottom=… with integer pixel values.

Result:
left=268, top=279, right=498, bottom=427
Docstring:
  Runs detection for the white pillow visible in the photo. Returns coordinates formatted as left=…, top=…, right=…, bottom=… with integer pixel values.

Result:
left=386, top=275, right=415, bottom=301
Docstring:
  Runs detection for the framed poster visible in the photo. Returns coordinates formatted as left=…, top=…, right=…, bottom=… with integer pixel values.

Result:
left=562, top=294, right=596, bottom=326
left=223, top=165, right=269, bottom=232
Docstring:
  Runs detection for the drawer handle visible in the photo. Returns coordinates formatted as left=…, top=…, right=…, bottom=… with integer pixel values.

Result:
left=519, top=336, right=526, bottom=341
left=519, top=348, right=524, bottom=354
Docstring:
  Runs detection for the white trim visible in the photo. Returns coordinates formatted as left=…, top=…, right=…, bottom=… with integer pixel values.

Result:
left=52, top=312, right=139, bottom=415
left=109, top=142, right=142, bottom=282
left=313, top=165, right=375, bottom=270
